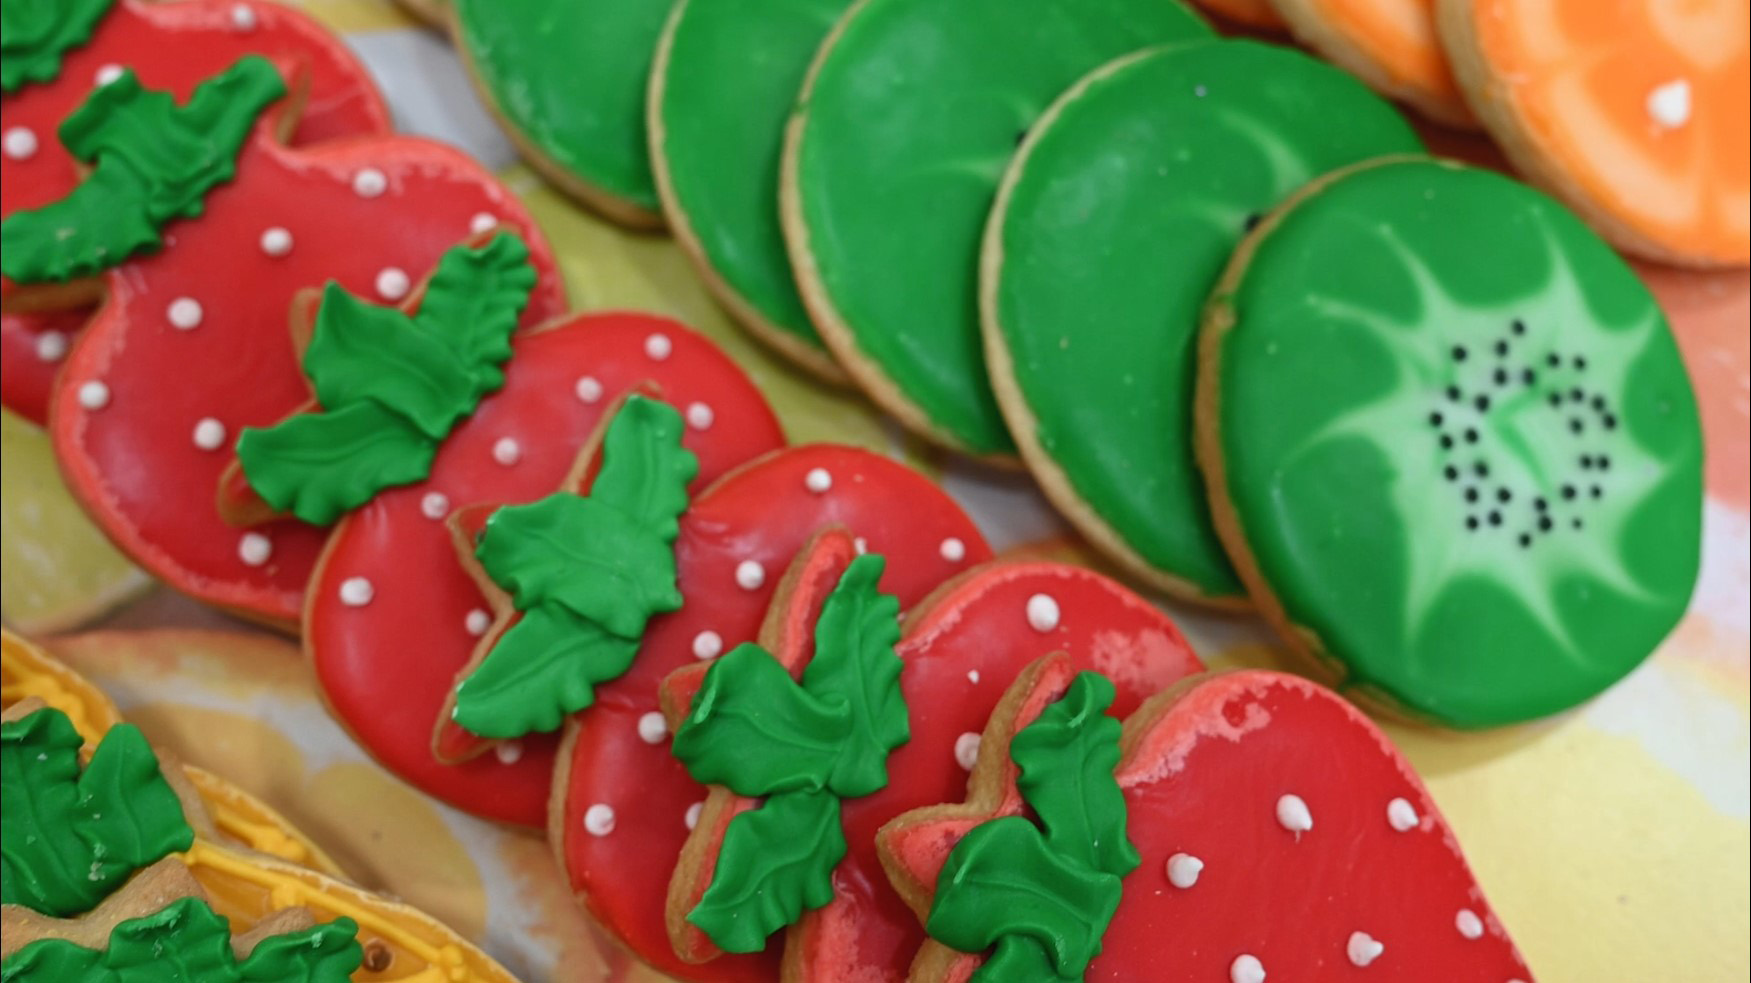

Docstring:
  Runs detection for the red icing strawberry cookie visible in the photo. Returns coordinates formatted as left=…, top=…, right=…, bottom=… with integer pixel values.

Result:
left=28, top=61, right=563, bottom=626
left=880, top=657, right=1534, bottom=981
left=0, top=0, right=390, bottom=422
left=305, top=312, right=784, bottom=826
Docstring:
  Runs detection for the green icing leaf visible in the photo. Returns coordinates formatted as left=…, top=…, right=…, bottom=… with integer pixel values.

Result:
left=1011, top=673, right=1137, bottom=877
left=237, top=916, right=362, bottom=982
left=671, top=643, right=853, bottom=797
left=800, top=553, right=907, bottom=797
left=687, top=789, right=845, bottom=954
left=451, top=605, right=638, bottom=738
left=0, top=0, right=114, bottom=92
left=0, top=57, right=283, bottom=283
left=0, top=707, right=194, bottom=917
left=236, top=234, right=536, bottom=525
left=579, top=394, right=698, bottom=534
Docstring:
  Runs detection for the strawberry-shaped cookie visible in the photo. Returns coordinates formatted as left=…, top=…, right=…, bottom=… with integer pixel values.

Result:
left=0, top=0, right=390, bottom=422
left=881, top=657, right=1534, bottom=981
left=6, top=58, right=563, bottom=625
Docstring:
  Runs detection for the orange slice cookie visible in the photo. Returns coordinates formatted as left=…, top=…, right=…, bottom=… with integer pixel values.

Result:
left=1270, top=0, right=1476, bottom=126
left=1440, top=0, right=1750, bottom=267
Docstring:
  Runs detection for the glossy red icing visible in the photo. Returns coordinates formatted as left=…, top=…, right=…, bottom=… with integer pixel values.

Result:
left=884, top=666, right=1534, bottom=981
left=0, top=0, right=389, bottom=421
left=308, top=314, right=784, bottom=826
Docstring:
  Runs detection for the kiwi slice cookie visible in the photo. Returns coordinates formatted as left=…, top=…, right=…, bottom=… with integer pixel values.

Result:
left=784, top=0, right=1211, bottom=457
left=650, top=0, right=853, bottom=381
left=1198, top=158, right=1703, bottom=727
left=985, top=40, right=1421, bottom=604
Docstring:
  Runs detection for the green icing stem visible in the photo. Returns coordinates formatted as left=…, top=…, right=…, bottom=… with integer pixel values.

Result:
left=788, top=0, right=1210, bottom=454
left=1205, top=159, right=1703, bottom=727
left=989, top=41, right=1421, bottom=599
left=0, top=0, right=114, bottom=92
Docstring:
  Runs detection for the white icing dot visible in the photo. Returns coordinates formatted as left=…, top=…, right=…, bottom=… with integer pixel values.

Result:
left=34, top=331, right=67, bottom=362
left=94, top=64, right=124, bottom=86
left=686, top=402, right=714, bottom=430
left=1276, top=794, right=1313, bottom=834
left=492, top=437, right=521, bottom=466
left=1647, top=79, right=1691, bottom=128
left=692, top=630, right=723, bottom=660
left=583, top=803, right=616, bottom=836
left=1025, top=593, right=1060, bottom=632
left=465, top=609, right=491, bottom=636
left=77, top=381, right=110, bottom=410
left=3, top=127, right=38, bottom=160
left=1165, top=853, right=1203, bottom=889
left=238, top=532, right=272, bottom=567
left=644, top=333, right=673, bottom=361
left=259, top=227, right=293, bottom=257
left=1347, top=931, right=1384, bottom=967
left=352, top=168, right=387, bottom=198
left=574, top=376, right=603, bottom=404
left=637, top=711, right=668, bottom=745
left=953, top=732, right=981, bottom=771
left=339, top=577, right=374, bottom=607
left=192, top=417, right=226, bottom=451
left=420, top=491, right=450, bottom=520
left=375, top=267, right=410, bottom=301
left=1230, top=954, right=1265, bottom=983
left=469, top=211, right=498, bottom=235
left=1456, top=909, right=1484, bottom=940
left=230, top=4, right=257, bottom=30
left=939, top=537, right=966, bottom=562
left=966, top=670, right=980, bottom=684
left=735, top=560, right=765, bottom=591
left=684, top=801, right=703, bottom=831
left=167, top=297, right=203, bottom=330
left=853, top=537, right=868, bottom=555
left=804, top=467, right=832, bottom=493
left=1387, top=797, right=1419, bottom=832
left=1193, top=84, right=1208, bottom=99
left=495, top=741, right=523, bottom=764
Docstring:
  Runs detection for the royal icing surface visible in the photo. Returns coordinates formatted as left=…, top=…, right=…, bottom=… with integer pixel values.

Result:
left=1201, top=159, right=1703, bottom=727
left=1273, top=0, right=1474, bottom=126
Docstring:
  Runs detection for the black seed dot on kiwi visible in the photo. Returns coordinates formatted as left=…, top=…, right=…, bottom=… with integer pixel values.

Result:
left=1243, top=212, right=1262, bottom=233
left=1539, top=516, right=1553, bottom=532
left=1572, top=518, right=1583, bottom=530
left=1493, top=368, right=1509, bottom=385
left=1497, top=488, right=1512, bottom=503
left=1548, top=393, right=1563, bottom=408
left=1464, top=428, right=1479, bottom=444
left=1603, top=414, right=1618, bottom=430
left=1591, top=485, right=1603, bottom=498
left=1546, top=353, right=1561, bottom=368
left=1447, top=385, right=1462, bottom=401
left=1444, top=465, right=1459, bottom=481
left=1569, top=419, right=1584, bottom=434
left=1562, top=485, right=1577, bottom=500
left=1598, top=456, right=1611, bottom=471
left=1511, top=320, right=1527, bottom=336
left=1466, top=516, right=1480, bottom=531
left=1474, top=461, right=1490, bottom=478
left=1535, top=497, right=1548, bottom=511
left=1429, top=411, right=1444, bottom=426
left=1440, top=435, right=1454, bottom=450
left=1580, top=455, right=1594, bottom=469
left=1474, top=395, right=1491, bottom=412
left=1494, top=341, right=1509, bottom=357
left=1465, top=488, right=1479, bottom=503
left=1591, top=396, right=1606, bottom=411
left=1488, top=511, right=1503, bottom=527
left=1518, top=533, right=1533, bottom=548
left=1574, top=356, right=1587, bottom=369
left=1015, top=129, right=1028, bottom=146
left=1452, top=346, right=1468, bottom=362
left=1522, top=369, right=1537, bottom=385
left=1570, top=388, right=1585, bottom=402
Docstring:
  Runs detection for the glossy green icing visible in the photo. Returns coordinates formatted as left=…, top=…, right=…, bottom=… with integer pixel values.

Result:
left=688, top=788, right=845, bottom=954
left=237, top=234, right=537, bottom=525
left=0, top=897, right=361, bottom=982
left=789, top=0, right=1209, bottom=453
left=454, top=396, right=696, bottom=738
left=0, top=57, right=282, bottom=283
left=670, top=643, right=854, bottom=796
left=1208, top=159, right=1704, bottom=727
left=0, top=707, right=194, bottom=917
left=452, top=0, right=665, bottom=210
left=992, top=41, right=1420, bottom=597
left=798, top=551, right=906, bottom=796
left=0, top=0, right=113, bottom=92
left=654, top=0, right=849, bottom=353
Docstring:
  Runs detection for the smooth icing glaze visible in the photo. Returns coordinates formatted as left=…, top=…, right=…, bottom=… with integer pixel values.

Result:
left=784, top=0, right=1210, bottom=455
left=650, top=0, right=850, bottom=378
left=986, top=41, right=1418, bottom=601
left=48, top=95, right=565, bottom=626
left=1272, top=0, right=1474, bottom=126
left=1199, top=158, right=1703, bottom=726
left=0, top=0, right=389, bottom=423
left=882, top=667, right=1533, bottom=980
left=1441, top=0, right=1749, bottom=265
left=307, top=314, right=782, bottom=826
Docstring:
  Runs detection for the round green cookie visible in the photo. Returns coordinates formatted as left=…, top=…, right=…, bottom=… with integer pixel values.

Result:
left=650, top=0, right=852, bottom=382
left=985, top=40, right=1421, bottom=604
left=1199, top=158, right=1703, bottom=728
left=452, top=0, right=667, bottom=227
left=783, top=0, right=1211, bottom=456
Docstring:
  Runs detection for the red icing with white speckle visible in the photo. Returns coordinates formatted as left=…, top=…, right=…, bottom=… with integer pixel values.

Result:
left=308, top=314, right=783, bottom=826
left=1, top=0, right=390, bottom=421
left=48, top=115, right=565, bottom=626
left=882, top=664, right=1534, bottom=982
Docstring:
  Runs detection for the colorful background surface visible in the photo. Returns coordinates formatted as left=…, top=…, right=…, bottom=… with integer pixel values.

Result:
left=0, top=2, right=1746, bottom=980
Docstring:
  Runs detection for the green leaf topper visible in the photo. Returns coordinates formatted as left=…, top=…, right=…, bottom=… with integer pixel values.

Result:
left=926, top=672, right=1138, bottom=982
left=671, top=553, right=907, bottom=953
left=236, top=233, right=538, bottom=525
left=0, top=0, right=114, bottom=92
left=0, top=707, right=194, bottom=918
left=0, top=896, right=362, bottom=983
left=0, top=56, right=283, bottom=283
left=450, top=395, right=699, bottom=739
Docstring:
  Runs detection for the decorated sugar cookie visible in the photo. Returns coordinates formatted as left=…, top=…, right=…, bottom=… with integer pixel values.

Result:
left=451, top=0, right=668, bottom=228
left=1196, top=158, right=1703, bottom=727
left=1439, top=0, right=1750, bottom=267
left=1192, top=0, right=1282, bottom=28
left=984, top=40, right=1419, bottom=604
left=0, top=0, right=389, bottom=423
left=782, top=0, right=1211, bottom=457
left=12, top=58, right=563, bottom=626
left=1269, top=0, right=1475, bottom=127
left=649, top=0, right=852, bottom=381
left=879, top=658, right=1534, bottom=980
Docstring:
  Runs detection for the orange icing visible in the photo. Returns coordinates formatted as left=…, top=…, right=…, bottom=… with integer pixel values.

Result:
left=1309, top=0, right=1473, bottom=122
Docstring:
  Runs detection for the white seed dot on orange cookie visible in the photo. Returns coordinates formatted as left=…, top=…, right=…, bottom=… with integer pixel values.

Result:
left=1165, top=853, right=1203, bottom=889
left=3, top=126, right=38, bottom=160
left=492, top=437, right=521, bottom=466
left=804, top=467, right=832, bottom=493
left=259, top=227, right=293, bottom=257
left=575, top=375, right=603, bottom=404
left=34, top=331, right=67, bottom=362
left=94, top=64, right=123, bottom=86
left=686, top=402, right=714, bottom=430
left=584, top=803, right=616, bottom=836
left=78, top=381, right=110, bottom=410
left=1456, top=909, right=1484, bottom=940
left=495, top=741, right=523, bottom=764
left=1387, top=797, right=1419, bottom=832
left=229, top=3, right=257, bottom=30
left=637, top=711, right=668, bottom=745
left=685, top=801, right=703, bottom=830
left=1229, top=954, right=1265, bottom=983
left=352, top=168, right=388, bottom=198
left=469, top=211, right=498, bottom=235
left=1647, top=79, right=1691, bottom=128
left=465, top=608, right=491, bottom=636
left=953, top=732, right=981, bottom=771
left=692, top=630, right=723, bottom=660
left=644, top=333, right=673, bottom=361
left=192, top=417, right=226, bottom=451
left=1347, top=931, right=1384, bottom=967
left=1276, top=793, right=1312, bottom=834
left=375, top=267, right=411, bottom=301
left=1025, top=593, right=1060, bottom=632
left=167, top=297, right=203, bottom=330
left=420, top=491, right=450, bottom=520
left=339, top=577, right=374, bottom=606
left=939, top=537, right=966, bottom=562
left=735, top=560, right=765, bottom=590
left=238, top=532, right=272, bottom=567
